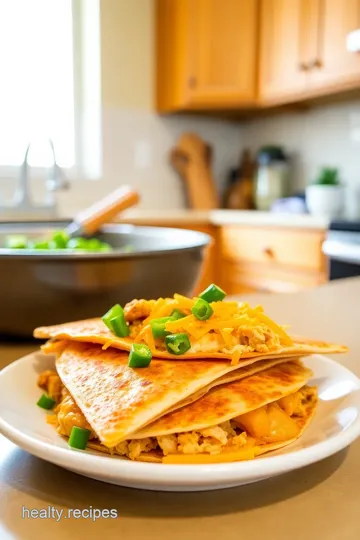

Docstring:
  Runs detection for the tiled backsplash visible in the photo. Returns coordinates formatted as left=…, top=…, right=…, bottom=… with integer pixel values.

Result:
left=242, top=98, right=360, bottom=194
left=2, top=99, right=360, bottom=216
left=100, top=108, right=243, bottom=211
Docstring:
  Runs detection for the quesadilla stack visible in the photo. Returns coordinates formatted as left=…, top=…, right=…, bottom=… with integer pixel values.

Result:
left=35, top=283, right=347, bottom=464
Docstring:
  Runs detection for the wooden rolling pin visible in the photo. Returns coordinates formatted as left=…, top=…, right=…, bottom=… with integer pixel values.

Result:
left=170, top=133, right=219, bottom=210
left=65, top=186, right=140, bottom=237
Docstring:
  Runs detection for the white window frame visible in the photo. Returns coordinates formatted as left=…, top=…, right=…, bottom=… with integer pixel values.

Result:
left=0, top=0, right=102, bottom=183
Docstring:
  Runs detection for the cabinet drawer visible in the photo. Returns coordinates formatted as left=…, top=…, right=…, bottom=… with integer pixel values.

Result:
left=220, top=260, right=326, bottom=296
left=220, top=226, right=326, bottom=272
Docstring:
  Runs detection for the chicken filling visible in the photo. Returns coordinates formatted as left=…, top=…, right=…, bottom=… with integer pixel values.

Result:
left=38, top=371, right=316, bottom=461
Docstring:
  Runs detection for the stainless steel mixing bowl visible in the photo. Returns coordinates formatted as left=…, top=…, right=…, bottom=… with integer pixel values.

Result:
left=0, top=221, right=210, bottom=338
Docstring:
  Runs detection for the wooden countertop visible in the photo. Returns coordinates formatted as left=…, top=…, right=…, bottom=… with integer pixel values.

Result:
left=0, top=277, right=358, bottom=540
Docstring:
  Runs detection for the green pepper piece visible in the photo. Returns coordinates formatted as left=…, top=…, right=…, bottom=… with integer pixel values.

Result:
left=37, top=393, right=56, bottom=410
left=170, top=309, right=186, bottom=320
left=191, top=298, right=213, bottom=321
left=150, top=317, right=172, bottom=339
left=110, top=315, right=129, bottom=337
left=68, top=426, right=91, bottom=450
left=102, top=304, right=129, bottom=337
left=128, top=343, right=152, bottom=368
left=199, top=283, right=226, bottom=303
left=165, top=333, right=191, bottom=355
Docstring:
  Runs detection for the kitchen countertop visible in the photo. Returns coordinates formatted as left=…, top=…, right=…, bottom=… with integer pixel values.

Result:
left=1, top=208, right=329, bottom=229
left=118, top=209, right=329, bottom=229
left=118, top=209, right=212, bottom=225
left=0, top=277, right=359, bottom=539
left=209, top=209, right=329, bottom=229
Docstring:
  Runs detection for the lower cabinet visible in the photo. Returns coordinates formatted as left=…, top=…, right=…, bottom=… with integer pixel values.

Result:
left=128, top=220, right=327, bottom=296
left=218, top=225, right=327, bottom=294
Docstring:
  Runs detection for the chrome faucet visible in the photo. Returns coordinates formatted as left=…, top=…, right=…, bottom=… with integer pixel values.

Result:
left=1, top=139, right=69, bottom=218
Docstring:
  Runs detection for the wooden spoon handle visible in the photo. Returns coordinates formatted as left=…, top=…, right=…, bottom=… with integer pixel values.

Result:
left=73, top=186, right=140, bottom=236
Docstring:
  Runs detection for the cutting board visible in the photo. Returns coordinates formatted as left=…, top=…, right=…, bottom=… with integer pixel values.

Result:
left=169, top=133, right=219, bottom=209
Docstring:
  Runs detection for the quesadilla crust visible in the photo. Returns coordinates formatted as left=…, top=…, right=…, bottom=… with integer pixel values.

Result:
left=133, top=361, right=313, bottom=438
left=56, top=341, right=291, bottom=446
left=50, top=385, right=317, bottom=464
left=39, top=354, right=317, bottom=464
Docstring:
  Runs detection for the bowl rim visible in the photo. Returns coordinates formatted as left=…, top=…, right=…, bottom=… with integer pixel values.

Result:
left=0, top=222, right=210, bottom=260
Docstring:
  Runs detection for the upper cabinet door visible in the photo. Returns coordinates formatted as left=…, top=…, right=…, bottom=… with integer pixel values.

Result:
left=187, top=0, right=258, bottom=107
left=308, top=0, right=360, bottom=92
left=259, top=0, right=309, bottom=104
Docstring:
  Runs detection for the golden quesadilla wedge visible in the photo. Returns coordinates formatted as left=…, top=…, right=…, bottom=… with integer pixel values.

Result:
left=34, top=288, right=347, bottom=365
left=43, top=341, right=297, bottom=447
left=39, top=351, right=316, bottom=464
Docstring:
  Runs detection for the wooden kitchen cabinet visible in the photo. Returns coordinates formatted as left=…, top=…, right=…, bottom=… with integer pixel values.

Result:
left=156, top=0, right=258, bottom=112
left=309, top=0, right=360, bottom=94
left=259, top=0, right=308, bottom=104
left=259, top=0, right=360, bottom=105
left=218, top=225, right=327, bottom=295
left=124, top=218, right=327, bottom=296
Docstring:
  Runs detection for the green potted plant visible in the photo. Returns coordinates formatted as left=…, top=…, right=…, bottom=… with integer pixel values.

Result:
left=305, top=167, right=344, bottom=217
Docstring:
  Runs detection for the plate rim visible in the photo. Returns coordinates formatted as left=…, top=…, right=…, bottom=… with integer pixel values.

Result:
left=1, top=351, right=360, bottom=488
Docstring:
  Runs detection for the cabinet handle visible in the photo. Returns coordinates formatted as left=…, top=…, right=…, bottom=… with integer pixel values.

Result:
left=188, top=76, right=197, bottom=89
left=299, top=59, right=322, bottom=71
left=257, top=287, right=271, bottom=293
left=298, top=62, right=310, bottom=71
left=263, top=247, right=275, bottom=259
left=308, top=59, right=322, bottom=69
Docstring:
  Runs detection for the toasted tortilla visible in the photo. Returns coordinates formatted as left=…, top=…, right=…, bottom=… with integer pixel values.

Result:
left=85, top=363, right=317, bottom=464
left=55, top=341, right=299, bottom=447
left=132, top=361, right=313, bottom=438
left=34, top=317, right=347, bottom=362
left=86, top=395, right=316, bottom=464
left=165, top=356, right=303, bottom=413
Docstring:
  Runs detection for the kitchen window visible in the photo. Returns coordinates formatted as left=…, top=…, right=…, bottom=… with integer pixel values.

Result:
left=0, top=0, right=101, bottom=180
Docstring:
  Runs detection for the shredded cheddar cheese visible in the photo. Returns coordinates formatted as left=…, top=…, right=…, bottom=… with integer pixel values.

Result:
left=124, top=292, right=293, bottom=359
left=162, top=440, right=256, bottom=464
left=230, top=348, right=242, bottom=366
left=102, top=340, right=114, bottom=351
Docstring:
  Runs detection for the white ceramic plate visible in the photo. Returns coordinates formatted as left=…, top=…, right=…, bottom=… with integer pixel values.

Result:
left=0, top=350, right=360, bottom=492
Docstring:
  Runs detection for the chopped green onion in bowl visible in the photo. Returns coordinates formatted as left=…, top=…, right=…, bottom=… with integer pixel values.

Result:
left=5, top=235, right=28, bottom=249
left=4, top=231, right=113, bottom=252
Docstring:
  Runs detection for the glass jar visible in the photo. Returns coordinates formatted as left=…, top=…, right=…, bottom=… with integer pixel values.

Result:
left=254, top=146, right=289, bottom=211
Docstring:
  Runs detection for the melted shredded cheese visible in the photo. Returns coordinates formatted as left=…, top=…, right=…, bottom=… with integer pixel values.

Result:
left=127, top=294, right=293, bottom=361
